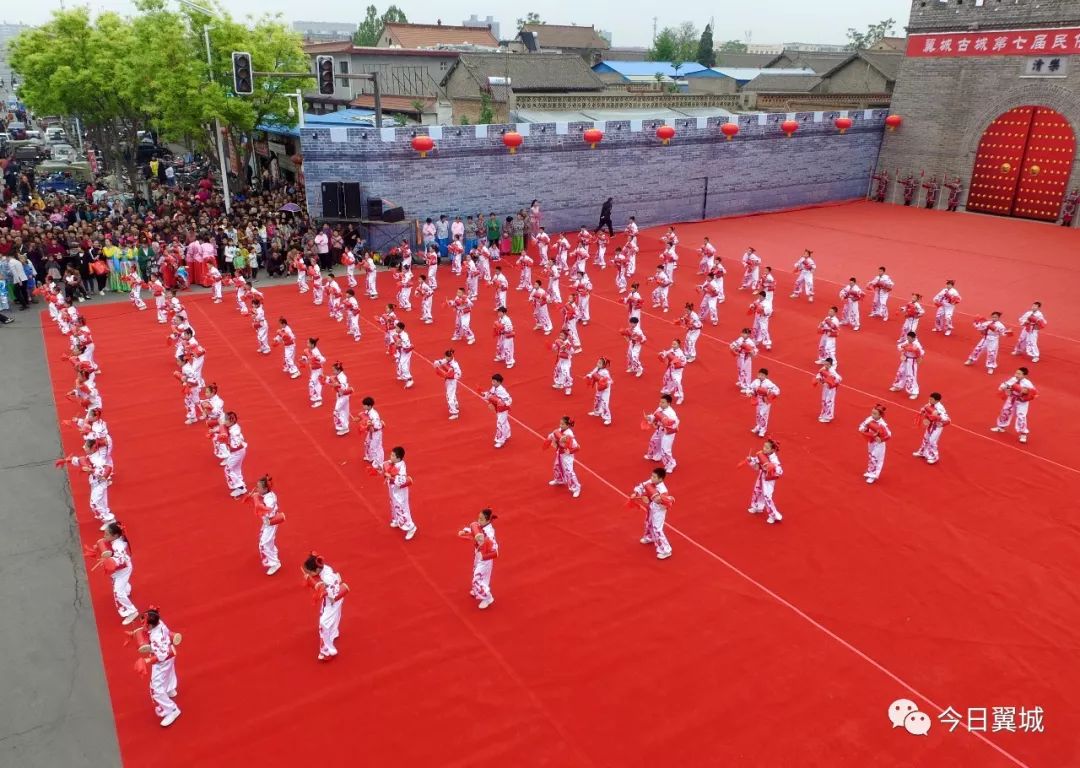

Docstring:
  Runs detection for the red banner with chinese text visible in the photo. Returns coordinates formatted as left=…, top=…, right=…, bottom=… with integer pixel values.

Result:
left=907, top=28, right=1080, bottom=57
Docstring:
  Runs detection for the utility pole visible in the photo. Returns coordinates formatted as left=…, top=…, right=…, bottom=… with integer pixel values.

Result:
left=652, top=17, right=658, bottom=43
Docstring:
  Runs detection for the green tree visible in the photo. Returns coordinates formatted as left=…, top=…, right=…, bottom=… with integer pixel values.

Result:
left=648, top=22, right=700, bottom=62
left=477, top=92, right=495, bottom=125
left=11, top=0, right=311, bottom=192
left=717, top=39, right=748, bottom=53
left=696, top=24, right=716, bottom=67
left=516, top=12, right=543, bottom=31
left=354, top=4, right=408, bottom=47
left=846, top=18, right=896, bottom=51
left=11, top=8, right=149, bottom=190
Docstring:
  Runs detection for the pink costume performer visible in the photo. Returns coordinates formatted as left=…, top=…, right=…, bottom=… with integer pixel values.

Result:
left=303, top=554, right=348, bottom=661
left=746, top=442, right=783, bottom=524
left=790, top=251, right=816, bottom=302
left=483, top=377, right=513, bottom=448
left=730, top=332, right=758, bottom=392
left=914, top=395, right=950, bottom=464
left=643, top=397, right=679, bottom=473
left=965, top=314, right=1009, bottom=373
left=584, top=360, right=613, bottom=425
left=546, top=421, right=582, bottom=498
left=1013, top=304, right=1046, bottom=363
left=992, top=370, right=1037, bottom=443
left=858, top=407, right=892, bottom=484
left=814, top=362, right=841, bottom=422
left=632, top=470, right=674, bottom=559
left=740, top=248, right=761, bottom=290
left=866, top=269, right=894, bottom=321
left=838, top=280, right=864, bottom=331
left=747, top=371, right=780, bottom=437
left=458, top=512, right=498, bottom=609
left=932, top=281, right=963, bottom=336
left=891, top=335, right=925, bottom=399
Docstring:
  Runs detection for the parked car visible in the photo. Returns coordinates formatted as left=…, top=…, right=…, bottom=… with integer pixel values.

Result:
left=45, top=128, right=68, bottom=144
left=9, top=139, right=47, bottom=161
left=6, top=121, right=27, bottom=140
left=49, top=143, right=79, bottom=162
left=36, top=172, right=88, bottom=196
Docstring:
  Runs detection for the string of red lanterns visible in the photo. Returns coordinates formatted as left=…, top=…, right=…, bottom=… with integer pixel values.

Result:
left=407, top=113, right=898, bottom=157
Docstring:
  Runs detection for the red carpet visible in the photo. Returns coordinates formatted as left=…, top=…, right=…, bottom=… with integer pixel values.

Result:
left=48, top=202, right=1079, bottom=767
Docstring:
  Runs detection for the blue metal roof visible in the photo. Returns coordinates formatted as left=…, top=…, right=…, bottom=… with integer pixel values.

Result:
left=684, top=66, right=815, bottom=83
left=257, top=109, right=398, bottom=137
left=592, top=61, right=710, bottom=79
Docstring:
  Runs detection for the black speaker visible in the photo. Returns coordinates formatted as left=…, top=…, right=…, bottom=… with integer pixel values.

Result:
left=343, top=183, right=362, bottom=219
left=321, top=182, right=343, bottom=218
left=367, top=196, right=383, bottom=219
left=382, top=204, right=405, bottom=223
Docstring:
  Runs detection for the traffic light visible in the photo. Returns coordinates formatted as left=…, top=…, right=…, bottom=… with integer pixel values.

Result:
left=232, top=51, right=254, bottom=95
left=316, top=55, right=335, bottom=96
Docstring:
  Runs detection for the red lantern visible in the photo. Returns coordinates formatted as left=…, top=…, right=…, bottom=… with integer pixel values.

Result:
left=583, top=128, right=604, bottom=149
left=885, top=114, right=903, bottom=131
left=720, top=122, right=740, bottom=141
left=502, top=131, right=523, bottom=154
left=411, top=135, right=435, bottom=158
left=781, top=120, right=799, bottom=138
left=656, top=125, right=676, bottom=145
left=834, top=117, right=852, bottom=134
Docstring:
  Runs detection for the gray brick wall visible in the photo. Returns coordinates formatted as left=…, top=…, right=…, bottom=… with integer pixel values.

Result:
left=878, top=2, right=1080, bottom=210
left=300, top=111, right=887, bottom=245
left=907, top=0, right=1080, bottom=33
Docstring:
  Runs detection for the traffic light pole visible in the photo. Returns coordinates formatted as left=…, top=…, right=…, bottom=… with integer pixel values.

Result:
left=204, top=25, right=232, bottom=215
left=251, top=70, right=383, bottom=128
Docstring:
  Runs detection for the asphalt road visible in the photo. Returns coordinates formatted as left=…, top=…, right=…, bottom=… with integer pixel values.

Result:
left=0, top=300, right=121, bottom=768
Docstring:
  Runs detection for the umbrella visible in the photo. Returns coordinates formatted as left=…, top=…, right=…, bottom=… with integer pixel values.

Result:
left=278, top=202, right=301, bottom=213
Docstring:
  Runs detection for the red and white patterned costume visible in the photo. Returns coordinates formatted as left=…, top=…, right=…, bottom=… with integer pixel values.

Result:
left=644, top=405, right=679, bottom=472
left=740, top=249, right=761, bottom=290
left=633, top=477, right=674, bottom=559
left=994, top=374, right=1037, bottom=441
left=1014, top=307, right=1046, bottom=362
left=747, top=449, right=783, bottom=524
left=966, top=316, right=1009, bottom=372
left=814, top=363, right=841, bottom=422
left=867, top=272, right=894, bottom=320
left=547, top=426, right=581, bottom=497
left=891, top=339, right=925, bottom=398
left=932, top=285, right=962, bottom=335
left=584, top=364, right=613, bottom=425
left=858, top=414, right=892, bottom=483
left=658, top=346, right=688, bottom=405
left=483, top=383, right=513, bottom=448
left=839, top=282, right=864, bottom=330
left=915, top=400, right=950, bottom=464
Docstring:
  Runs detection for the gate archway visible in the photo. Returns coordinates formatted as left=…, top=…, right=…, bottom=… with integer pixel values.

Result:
left=966, top=106, right=1075, bottom=221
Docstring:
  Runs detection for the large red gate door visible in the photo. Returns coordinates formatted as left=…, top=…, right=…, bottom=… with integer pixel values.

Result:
left=1015, top=108, right=1075, bottom=221
left=967, top=105, right=1076, bottom=221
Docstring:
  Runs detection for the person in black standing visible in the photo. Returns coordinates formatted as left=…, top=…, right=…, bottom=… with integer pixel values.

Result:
left=596, top=197, right=614, bottom=236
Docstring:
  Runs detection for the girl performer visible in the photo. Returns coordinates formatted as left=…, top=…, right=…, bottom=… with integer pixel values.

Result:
left=299, top=337, right=325, bottom=408
left=458, top=509, right=498, bottom=609
left=790, top=250, right=816, bottom=302
left=914, top=392, right=950, bottom=464
left=448, top=288, right=476, bottom=344
left=643, top=394, right=679, bottom=473
left=814, top=357, right=841, bottom=423
left=494, top=307, right=516, bottom=369
left=251, top=298, right=271, bottom=355
left=621, top=316, right=646, bottom=378
left=546, top=416, right=582, bottom=498
left=746, top=439, right=783, bottom=524
left=730, top=329, right=757, bottom=392
left=584, top=357, right=613, bottom=426
left=223, top=411, right=248, bottom=497
left=897, top=293, right=925, bottom=342
left=393, top=322, right=415, bottom=389
left=858, top=405, right=892, bottom=484
left=325, top=362, right=353, bottom=436
left=551, top=330, right=576, bottom=395
left=839, top=278, right=864, bottom=331
left=530, top=279, right=553, bottom=334
left=417, top=276, right=435, bottom=324
left=632, top=468, right=674, bottom=560
left=355, top=396, right=385, bottom=466
left=249, top=474, right=283, bottom=575
left=483, top=374, right=513, bottom=449
left=302, top=553, right=349, bottom=661
left=57, top=438, right=115, bottom=529
left=377, top=446, right=417, bottom=540
left=434, top=349, right=462, bottom=420
left=344, top=289, right=362, bottom=340
left=658, top=339, right=688, bottom=405
left=93, top=521, right=138, bottom=624
left=890, top=332, right=925, bottom=399
left=138, top=606, right=182, bottom=726
left=675, top=304, right=703, bottom=362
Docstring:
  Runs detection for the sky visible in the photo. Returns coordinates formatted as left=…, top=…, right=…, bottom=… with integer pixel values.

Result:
left=5, top=0, right=914, bottom=48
